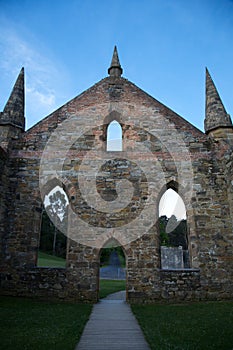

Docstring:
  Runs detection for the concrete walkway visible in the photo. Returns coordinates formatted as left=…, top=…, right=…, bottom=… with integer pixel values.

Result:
left=75, top=291, right=151, bottom=350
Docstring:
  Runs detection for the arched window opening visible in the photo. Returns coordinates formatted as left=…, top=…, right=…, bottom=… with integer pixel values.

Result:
left=159, top=188, right=190, bottom=269
left=106, top=120, right=122, bottom=151
left=37, top=186, right=69, bottom=268
left=99, top=240, right=126, bottom=300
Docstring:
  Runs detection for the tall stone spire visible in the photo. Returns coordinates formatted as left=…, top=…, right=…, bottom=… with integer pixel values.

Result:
left=108, top=46, right=123, bottom=77
left=204, top=68, right=232, bottom=133
left=1, top=67, right=25, bottom=130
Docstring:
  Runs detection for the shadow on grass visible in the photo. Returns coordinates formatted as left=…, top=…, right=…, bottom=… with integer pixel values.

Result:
left=0, top=296, right=92, bottom=350
left=132, top=301, right=233, bottom=350
left=99, top=279, right=126, bottom=299
left=37, top=251, right=66, bottom=268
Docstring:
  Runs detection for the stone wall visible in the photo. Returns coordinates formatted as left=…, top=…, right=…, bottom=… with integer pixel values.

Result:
left=0, top=146, right=7, bottom=268
left=0, top=72, right=233, bottom=303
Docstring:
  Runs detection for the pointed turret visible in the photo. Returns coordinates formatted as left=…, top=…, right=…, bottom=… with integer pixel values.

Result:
left=1, top=67, right=25, bottom=130
left=204, top=68, right=232, bottom=134
left=108, top=46, right=123, bottom=77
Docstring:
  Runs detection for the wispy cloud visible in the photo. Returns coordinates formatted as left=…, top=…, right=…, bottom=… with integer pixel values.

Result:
left=0, top=19, right=69, bottom=129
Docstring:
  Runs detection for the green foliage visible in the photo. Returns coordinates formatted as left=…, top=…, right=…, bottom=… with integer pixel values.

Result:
left=37, top=251, right=66, bottom=268
left=100, top=247, right=125, bottom=267
left=40, top=210, right=67, bottom=258
left=159, top=215, right=188, bottom=248
left=132, top=302, right=233, bottom=350
left=99, top=279, right=126, bottom=299
left=40, top=190, right=68, bottom=259
left=0, top=297, right=92, bottom=350
left=159, top=215, right=169, bottom=246
left=46, top=191, right=68, bottom=222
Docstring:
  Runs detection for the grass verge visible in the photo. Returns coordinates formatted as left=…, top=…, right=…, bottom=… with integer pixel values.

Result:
left=131, top=302, right=233, bottom=350
left=0, top=296, right=92, bottom=350
left=37, top=251, right=66, bottom=268
left=99, top=279, right=126, bottom=299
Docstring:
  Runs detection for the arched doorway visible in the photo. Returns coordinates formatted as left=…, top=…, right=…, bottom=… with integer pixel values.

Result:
left=98, top=239, right=127, bottom=300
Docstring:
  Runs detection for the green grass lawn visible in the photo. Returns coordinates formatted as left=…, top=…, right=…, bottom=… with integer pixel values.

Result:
left=0, top=281, right=125, bottom=349
left=132, top=302, right=233, bottom=350
left=99, top=279, right=126, bottom=299
left=37, top=251, right=66, bottom=268
left=0, top=296, right=92, bottom=350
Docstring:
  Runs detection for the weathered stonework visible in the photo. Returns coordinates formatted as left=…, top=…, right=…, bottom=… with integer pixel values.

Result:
left=0, top=48, right=233, bottom=303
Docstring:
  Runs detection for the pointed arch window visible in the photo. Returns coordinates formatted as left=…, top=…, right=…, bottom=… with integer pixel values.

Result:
left=106, top=120, right=122, bottom=151
left=159, top=188, right=190, bottom=269
left=37, top=185, right=68, bottom=268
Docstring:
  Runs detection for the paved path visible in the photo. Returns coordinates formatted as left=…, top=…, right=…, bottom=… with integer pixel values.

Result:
left=75, top=291, right=151, bottom=350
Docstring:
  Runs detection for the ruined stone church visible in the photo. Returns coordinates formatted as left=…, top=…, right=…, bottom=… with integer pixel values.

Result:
left=0, top=47, right=233, bottom=303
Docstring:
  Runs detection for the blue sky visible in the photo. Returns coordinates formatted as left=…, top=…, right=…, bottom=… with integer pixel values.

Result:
left=0, top=0, right=232, bottom=131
